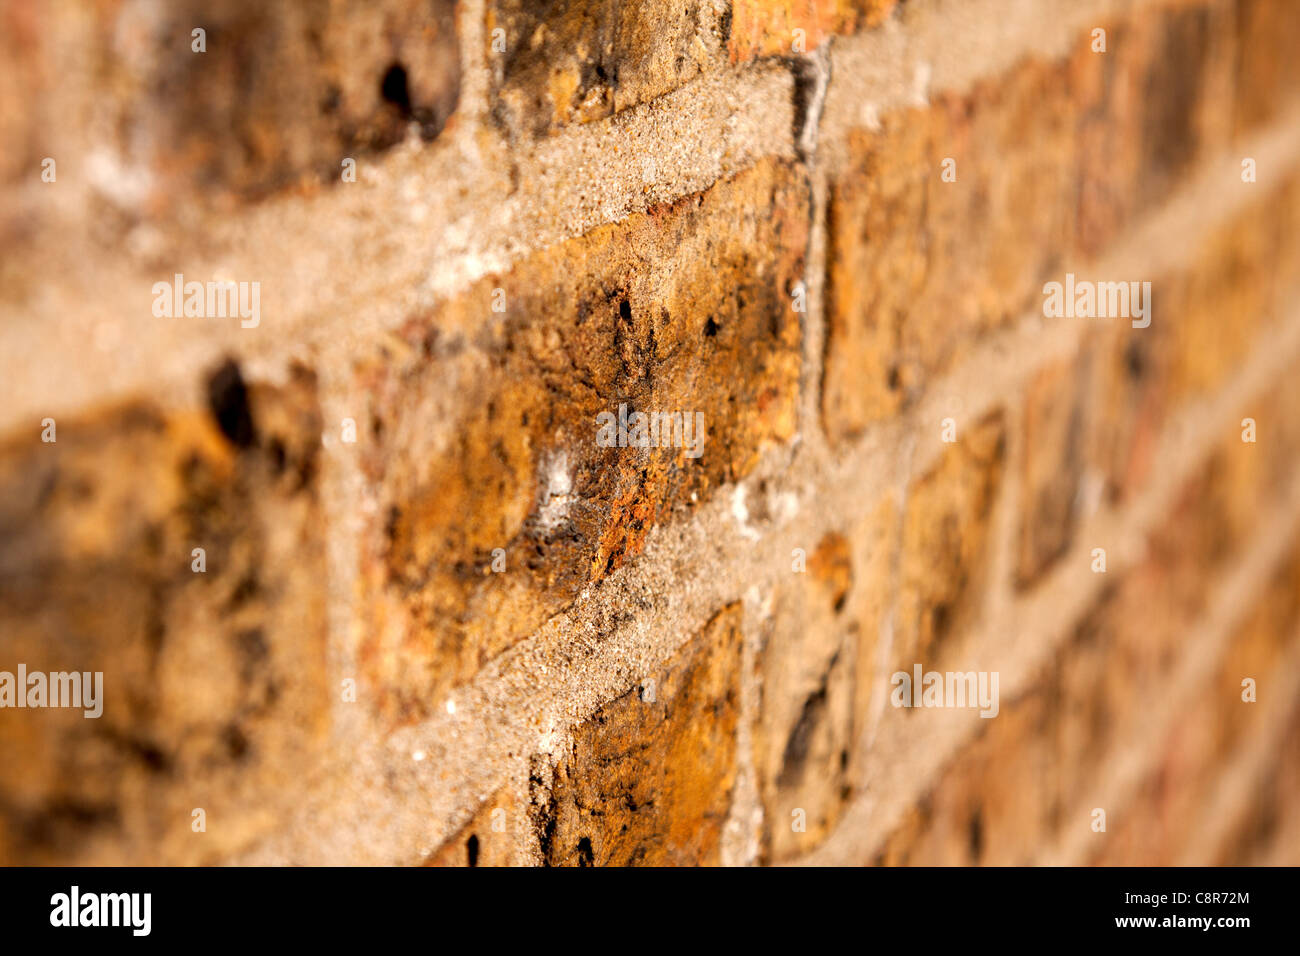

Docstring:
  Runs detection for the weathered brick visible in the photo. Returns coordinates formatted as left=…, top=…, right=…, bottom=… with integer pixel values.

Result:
left=1233, top=0, right=1300, bottom=137
left=727, top=0, right=896, bottom=62
left=1016, top=353, right=1092, bottom=588
left=0, top=0, right=459, bottom=218
left=1074, top=1, right=1233, bottom=254
left=753, top=499, right=893, bottom=862
left=893, top=413, right=1006, bottom=669
left=486, top=0, right=725, bottom=139
left=0, top=362, right=328, bottom=865
left=424, top=788, right=519, bottom=867
left=532, top=604, right=743, bottom=866
left=824, top=54, right=1081, bottom=436
left=482, top=0, right=898, bottom=140
left=1160, top=175, right=1300, bottom=401
left=356, top=159, right=808, bottom=721
left=755, top=532, right=858, bottom=861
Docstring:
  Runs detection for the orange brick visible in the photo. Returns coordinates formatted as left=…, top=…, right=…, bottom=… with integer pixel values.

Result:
left=356, top=160, right=808, bottom=721
left=486, top=0, right=724, bottom=138
left=1233, top=0, right=1300, bottom=137
left=727, top=1, right=896, bottom=62
left=533, top=604, right=743, bottom=866
left=0, top=362, right=329, bottom=865
left=755, top=533, right=858, bottom=861
left=424, top=789, right=519, bottom=866
left=0, top=0, right=459, bottom=210
left=1016, top=354, right=1092, bottom=588
left=894, top=413, right=1006, bottom=669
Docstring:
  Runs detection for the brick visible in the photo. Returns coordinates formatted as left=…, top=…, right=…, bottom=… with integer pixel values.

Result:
left=1160, top=175, right=1300, bottom=402
left=532, top=604, right=743, bottom=866
left=727, top=1, right=897, bottom=62
left=755, top=532, right=858, bottom=861
left=1074, top=1, right=1233, bottom=254
left=1233, top=0, right=1300, bottom=137
left=486, top=0, right=726, bottom=139
left=482, top=0, right=899, bottom=141
left=1147, top=391, right=1298, bottom=591
left=1015, top=353, right=1092, bottom=588
left=0, top=0, right=459, bottom=216
left=0, top=362, right=328, bottom=865
left=356, top=159, right=808, bottom=721
left=424, top=788, right=520, bottom=867
left=753, top=504, right=894, bottom=861
left=893, top=413, right=1006, bottom=669
left=824, top=54, right=1081, bottom=436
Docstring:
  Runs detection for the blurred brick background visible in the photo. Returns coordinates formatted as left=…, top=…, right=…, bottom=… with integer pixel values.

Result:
left=1, top=0, right=1298, bottom=865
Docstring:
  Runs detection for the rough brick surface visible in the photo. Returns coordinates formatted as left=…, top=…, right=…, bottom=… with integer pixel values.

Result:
left=532, top=605, right=743, bottom=866
left=356, top=159, right=808, bottom=721
left=487, top=0, right=724, bottom=138
left=755, top=533, right=857, bottom=860
left=424, top=788, right=519, bottom=867
left=0, top=363, right=328, bottom=865
left=0, top=0, right=459, bottom=217
left=894, top=413, right=1006, bottom=669
left=727, top=0, right=897, bottom=61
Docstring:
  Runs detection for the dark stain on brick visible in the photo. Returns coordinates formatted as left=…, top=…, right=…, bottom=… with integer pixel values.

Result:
left=207, top=360, right=256, bottom=449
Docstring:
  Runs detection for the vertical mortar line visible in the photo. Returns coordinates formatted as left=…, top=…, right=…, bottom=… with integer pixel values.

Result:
left=795, top=44, right=834, bottom=464
left=316, top=341, right=369, bottom=745
left=724, top=586, right=771, bottom=866
left=509, top=751, right=544, bottom=867
left=457, top=0, right=493, bottom=131
left=849, top=391, right=923, bottom=795
left=856, top=482, right=906, bottom=790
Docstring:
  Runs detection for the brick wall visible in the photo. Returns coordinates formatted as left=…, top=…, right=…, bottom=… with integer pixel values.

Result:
left=2, top=0, right=1298, bottom=866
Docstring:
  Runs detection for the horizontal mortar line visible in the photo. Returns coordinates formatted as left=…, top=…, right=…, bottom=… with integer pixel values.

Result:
left=1175, top=636, right=1300, bottom=867
left=231, top=127, right=1300, bottom=863
left=794, top=297, right=1300, bottom=867
left=0, top=0, right=1228, bottom=440
left=1036, top=495, right=1300, bottom=867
